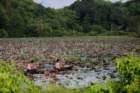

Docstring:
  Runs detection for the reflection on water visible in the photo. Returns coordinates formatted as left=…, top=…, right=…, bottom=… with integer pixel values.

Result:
left=33, top=64, right=119, bottom=88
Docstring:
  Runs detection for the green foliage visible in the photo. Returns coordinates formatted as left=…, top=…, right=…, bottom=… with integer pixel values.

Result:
left=116, top=55, right=140, bottom=84
left=85, top=81, right=122, bottom=93
left=116, top=55, right=140, bottom=93
left=125, top=0, right=140, bottom=36
left=0, top=0, right=139, bottom=37
left=0, top=60, right=43, bottom=93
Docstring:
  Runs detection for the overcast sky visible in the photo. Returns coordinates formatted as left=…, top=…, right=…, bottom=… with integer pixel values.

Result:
left=33, top=0, right=128, bottom=9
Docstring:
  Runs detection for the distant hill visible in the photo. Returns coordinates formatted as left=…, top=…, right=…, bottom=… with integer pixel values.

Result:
left=0, top=0, right=139, bottom=37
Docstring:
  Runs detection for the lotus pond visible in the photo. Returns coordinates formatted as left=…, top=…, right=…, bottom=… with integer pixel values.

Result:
left=0, top=36, right=140, bottom=89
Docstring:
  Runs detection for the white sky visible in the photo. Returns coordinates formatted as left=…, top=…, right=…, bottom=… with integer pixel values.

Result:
left=33, top=0, right=76, bottom=9
left=33, top=0, right=128, bottom=9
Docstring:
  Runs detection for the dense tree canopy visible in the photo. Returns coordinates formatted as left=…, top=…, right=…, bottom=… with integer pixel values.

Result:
left=0, top=0, right=139, bottom=37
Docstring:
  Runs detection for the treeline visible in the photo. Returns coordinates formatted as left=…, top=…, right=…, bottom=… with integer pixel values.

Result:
left=0, top=0, right=140, bottom=37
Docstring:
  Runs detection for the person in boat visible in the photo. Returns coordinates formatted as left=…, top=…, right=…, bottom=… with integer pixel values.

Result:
left=55, top=59, right=73, bottom=71
left=55, top=59, right=65, bottom=71
left=24, top=60, right=38, bottom=75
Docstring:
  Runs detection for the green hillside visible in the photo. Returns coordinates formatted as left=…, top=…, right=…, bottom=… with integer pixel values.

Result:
left=0, top=0, right=139, bottom=37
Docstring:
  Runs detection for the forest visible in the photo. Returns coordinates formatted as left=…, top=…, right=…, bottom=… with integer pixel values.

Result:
left=0, top=0, right=140, bottom=37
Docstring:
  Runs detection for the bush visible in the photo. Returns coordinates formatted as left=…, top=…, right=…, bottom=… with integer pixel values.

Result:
left=0, top=60, right=43, bottom=93
left=116, top=55, right=140, bottom=84
left=85, top=81, right=122, bottom=93
left=116, top=55, right=140, bottom=93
